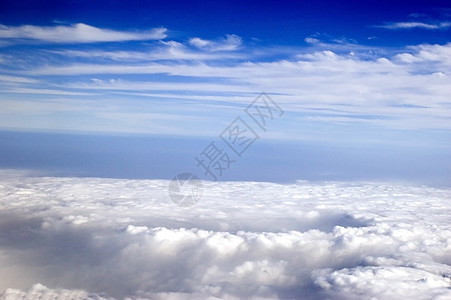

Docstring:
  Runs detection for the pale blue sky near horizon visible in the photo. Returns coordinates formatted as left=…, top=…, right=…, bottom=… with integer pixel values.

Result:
left=0, top=0, right=450, bottom=185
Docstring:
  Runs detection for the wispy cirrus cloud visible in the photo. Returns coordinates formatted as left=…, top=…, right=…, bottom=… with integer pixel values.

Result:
left=376, top=21, right=451, bottom=30
left=189, top=34, right=242, bottom=51
left=5, top=42, right=448, bottom=136
left=0, top=23, right=450, bottom=142
left=49, top=40, right=242, bottom=61
left=0, top=23, right=167, bottom=43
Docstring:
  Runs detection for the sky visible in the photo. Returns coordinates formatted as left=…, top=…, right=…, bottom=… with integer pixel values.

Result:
left=1, top=2, right=451, bottom=299
left=0, top=0, right=450, bottom=185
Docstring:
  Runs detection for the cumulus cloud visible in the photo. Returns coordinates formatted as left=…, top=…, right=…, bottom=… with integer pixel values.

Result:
left=0, top=23, right=167, bottom=43
left=315, top=266, right=451, bottom=300
left=0, top=171, right=450, bottom=299
left=395, top=43, right=451, bottom=65
left=0, top=284, right=110, bottom=300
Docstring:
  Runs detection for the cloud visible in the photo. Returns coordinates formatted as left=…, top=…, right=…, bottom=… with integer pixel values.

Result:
left=49, top=40, right=241, bottom=61
left=304, top=37, right=320, bottom=44
left=0, top=26, right=450, bottom=137
left=314, top=266, right=451, bottom=300
left=0, top=284, right=110, bottom=300
left=0, top=75, right=39, bottom=84
left=376, top=21, right=451, bottom=30
left=0, top=172, right=450, bottom=299
left=395, top=43, right=451, bottom=65
left=189, top=34, right=242, bottom=51
left=11, top=43, right=449, bottom=134
left=0, top=23, right=167, bottom=43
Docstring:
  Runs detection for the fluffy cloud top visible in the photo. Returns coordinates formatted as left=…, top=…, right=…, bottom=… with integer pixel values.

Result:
left=0, top=171, right=450, bottom=299
left=1, top=284, right=110, bottom=300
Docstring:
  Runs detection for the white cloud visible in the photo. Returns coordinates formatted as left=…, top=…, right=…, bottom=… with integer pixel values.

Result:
left=1, top=25, right=450, bottom=136
left=0, top=75, right=39, bottom=84
left=377, top=21, right=451, bottom=30
left=189, top=34, right=242, bottom=51
left=0, top=172, right=450, bottom=299
left=315, top=266, right=451, bottom=299
left=304, top=37, right=320, bottom=44
left=49, top=40, right=241, bottom=61
left=0, top=23, right=167, bottom=43
left=13, top=43, right=449, bottom=133
left=0, top=284, right=110, bottom=300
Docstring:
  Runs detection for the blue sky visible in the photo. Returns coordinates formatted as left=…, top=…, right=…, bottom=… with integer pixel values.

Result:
left=0, top=0, right=450, bottom=184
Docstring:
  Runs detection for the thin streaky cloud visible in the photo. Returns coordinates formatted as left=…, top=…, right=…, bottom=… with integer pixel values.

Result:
left=49, top=42, right=242, bottom=61
left=0, top=20, right=450, bottom=139
left=2, top=42, right=448, bottom=134
left=0, top=75, right=40, bottom=83
left=2, top=87, right=97, bottom=96
left=189, top=34, right=242, bottom=51
left=376, top=21, right=451, bottom=30
left=0, top=23, right=167, bottom=43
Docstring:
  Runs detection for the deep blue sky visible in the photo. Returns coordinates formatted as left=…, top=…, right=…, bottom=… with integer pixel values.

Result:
left=1, top=0, right=450, bottom=44
left=0, top=0, right=450, bottom=185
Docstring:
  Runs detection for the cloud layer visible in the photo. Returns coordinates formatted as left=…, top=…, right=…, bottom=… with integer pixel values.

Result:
left=0, top=171, right=450, bottom=299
